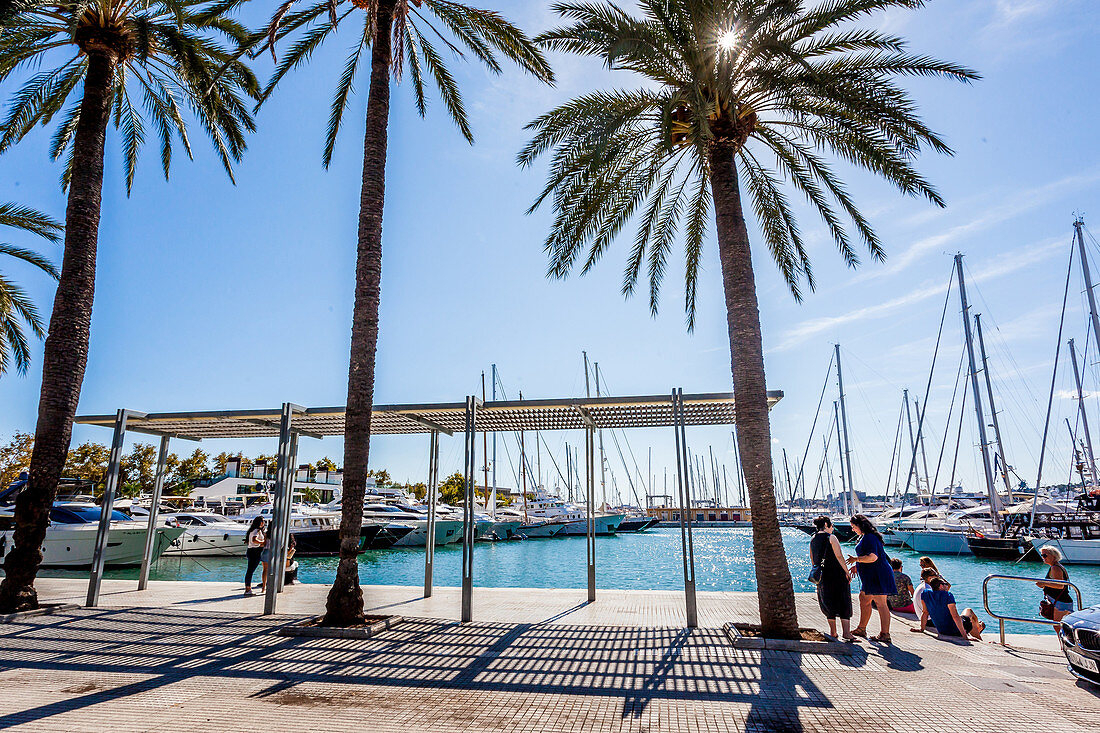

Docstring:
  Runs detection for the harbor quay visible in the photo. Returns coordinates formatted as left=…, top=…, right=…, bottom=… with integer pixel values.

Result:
left=0, top=579, right=1095, bottom=733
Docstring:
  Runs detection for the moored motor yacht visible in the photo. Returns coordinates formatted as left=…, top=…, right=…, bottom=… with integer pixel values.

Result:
left=161, top=511, right=249, bottom=556
left=0, top=503, right=184, bottom=568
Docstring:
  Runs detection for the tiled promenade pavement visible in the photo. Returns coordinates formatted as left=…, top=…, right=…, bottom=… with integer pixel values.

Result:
left=0, top=581, right=1095, bottom=732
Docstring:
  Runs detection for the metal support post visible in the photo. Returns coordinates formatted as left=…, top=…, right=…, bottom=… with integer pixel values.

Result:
left=264, top=403, right=295, bottom=615
left=585, top=427, right=596, bottom=602
left=87, top=409, right=141, bottom=606
left=137, top=435, right=171, bottom=591
left=424, top=430, right=440, bottom=597
left=460, top=396, right=477, bottom=622
left=672, top=389, right=698, bottom=628
left=275, top=431, right=299, bottom=593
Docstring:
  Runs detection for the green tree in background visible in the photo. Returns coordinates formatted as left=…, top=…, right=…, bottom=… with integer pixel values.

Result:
left=522, top=0, right=976, bottom=637
left=0, top=432, right=34, bottom=488
left=438, top=471, right=466, bottom=506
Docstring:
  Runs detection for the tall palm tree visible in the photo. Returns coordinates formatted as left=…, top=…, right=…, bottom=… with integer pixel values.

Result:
left=0, top=0, right=258, bottom=612
left=0, top=202, right=61, bottom=376
left=521, top=0, right=976, bottom=638
left=256, top=0, right=553, bottom=625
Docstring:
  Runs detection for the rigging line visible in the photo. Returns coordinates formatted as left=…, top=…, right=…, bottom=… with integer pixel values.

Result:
left=1031, top=240, right=1077, bottom=526
left=592, top=366, right=653, bottom=493
left=930, top=343, right=968, bottom=500
left=811, top=421, right=836, bottom=502
left=607, top=427, right=643, bottom=507
left=793, top=351, right=836, bottom=496
left=948, top=365, right=970, bottom=494
left=902, top=258, right=956, bottom=499
left=883, top=398, right=905, bottom=497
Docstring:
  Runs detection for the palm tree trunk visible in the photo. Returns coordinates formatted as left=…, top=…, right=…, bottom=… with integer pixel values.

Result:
left=708, top=140, right=800, bottom=639
left=323, top=0, right=396, bottom=626
left=0, top=52, right=116, bottom=613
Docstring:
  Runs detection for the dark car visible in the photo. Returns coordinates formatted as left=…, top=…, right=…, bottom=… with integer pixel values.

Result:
left=1059, top=604, right=1100, bottom=685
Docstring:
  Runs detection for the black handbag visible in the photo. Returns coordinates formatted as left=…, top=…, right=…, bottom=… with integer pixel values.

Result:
left=807, top=562, right=823, bottom=585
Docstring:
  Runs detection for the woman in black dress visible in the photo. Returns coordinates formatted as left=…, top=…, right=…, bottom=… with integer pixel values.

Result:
left=809, top=516, right=855, bottom=641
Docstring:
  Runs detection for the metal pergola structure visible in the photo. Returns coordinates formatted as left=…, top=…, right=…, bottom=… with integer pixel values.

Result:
left=75, top=389, right=783, bottom=624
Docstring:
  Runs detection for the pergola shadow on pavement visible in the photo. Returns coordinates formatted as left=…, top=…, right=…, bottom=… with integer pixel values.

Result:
left=0, top=606, right=1096, bottom=733
left=0, top=606, right=828, bottom=730
left=75, top=390, right=783, bottom=624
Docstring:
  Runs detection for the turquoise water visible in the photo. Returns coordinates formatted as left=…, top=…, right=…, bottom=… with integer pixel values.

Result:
left=46, top=527, right=1098, bottom=632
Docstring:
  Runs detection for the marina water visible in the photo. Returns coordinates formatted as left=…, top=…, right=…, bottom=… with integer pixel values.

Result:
left=50, top=527, right=1099, bottom=633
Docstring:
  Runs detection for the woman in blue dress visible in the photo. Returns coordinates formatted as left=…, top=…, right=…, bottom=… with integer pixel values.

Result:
left=845, top=514, right=896, bottom=643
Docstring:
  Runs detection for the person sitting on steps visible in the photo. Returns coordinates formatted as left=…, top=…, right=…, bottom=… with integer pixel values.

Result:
left=913, top=577, right=985, bottom=641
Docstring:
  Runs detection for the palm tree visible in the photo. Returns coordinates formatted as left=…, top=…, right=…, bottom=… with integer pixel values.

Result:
left=0, top=0, right=258, bottom=612
left=0, top=202, right=61, bottom=375
left=520, top=0, right=976, bottom=638
left=256, top=0, right=553, bottom=625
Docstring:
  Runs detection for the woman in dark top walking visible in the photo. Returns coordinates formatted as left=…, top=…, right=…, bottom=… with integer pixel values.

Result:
left=1037, top=546, right=1074, bottom=621
left=846, top=514, right=896, bottom=643
left=809, top=516, right=855, bottom=641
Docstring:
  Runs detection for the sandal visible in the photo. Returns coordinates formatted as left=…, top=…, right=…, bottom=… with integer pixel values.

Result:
left=873, top=633, right=892, bottom=644
left=842, top=634, right=858, bottom=643
left=850, top=627, right=868, bottom=638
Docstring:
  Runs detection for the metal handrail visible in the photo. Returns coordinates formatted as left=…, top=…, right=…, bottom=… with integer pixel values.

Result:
left=982, top=573, right=1084, bottom=646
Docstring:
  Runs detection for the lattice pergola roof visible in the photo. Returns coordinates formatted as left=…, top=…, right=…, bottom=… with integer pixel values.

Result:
left=74, top=391, right=783, bottom=440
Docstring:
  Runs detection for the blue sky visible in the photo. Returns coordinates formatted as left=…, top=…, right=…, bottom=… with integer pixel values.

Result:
left=2, top=0, right=1100, bottom=503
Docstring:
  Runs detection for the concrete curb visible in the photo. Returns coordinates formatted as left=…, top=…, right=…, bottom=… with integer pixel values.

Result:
left=723, top=622, right=855, bottom=656
left=277, top=615, right=404, bottom=639
left=0, top=603, right=79, bottom=624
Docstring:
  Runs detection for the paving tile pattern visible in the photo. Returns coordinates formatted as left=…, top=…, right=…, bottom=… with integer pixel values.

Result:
left=0, top=603, right=1096, bottom=733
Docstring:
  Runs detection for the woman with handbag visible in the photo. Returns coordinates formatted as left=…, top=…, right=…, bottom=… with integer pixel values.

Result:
left=809, top=516, right=855, bottom=641
left=1037, top=547, right=1073, bottom=621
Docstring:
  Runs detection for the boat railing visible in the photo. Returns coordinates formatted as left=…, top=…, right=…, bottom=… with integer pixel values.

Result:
left=982, top=573, right=1084, bottom=646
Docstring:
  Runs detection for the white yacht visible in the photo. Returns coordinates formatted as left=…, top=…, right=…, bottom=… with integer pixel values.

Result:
left=492, top=507, right=566, bottom=538
left=360, top=503, right=463, bottom=547
left=523, top=489, right=625, bottom=535
left=160, top=512, right=249, bottom=556
left=0, top=503, right=184, bottom=568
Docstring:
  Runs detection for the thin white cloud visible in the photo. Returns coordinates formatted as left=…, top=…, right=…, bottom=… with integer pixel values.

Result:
left=772, top=237, right=1064, bottom=352
left=873, top=169, right=1100, bottom=278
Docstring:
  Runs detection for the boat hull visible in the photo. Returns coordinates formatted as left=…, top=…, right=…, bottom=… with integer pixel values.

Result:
left=391, top=519, right=464, bottom=547
left=518, top=521, right=566, bottom=538
left=163, top=527, right=247, bottom=557
left=897, top=530, right=971, bottom=555
left=1032, top=538, right=1100, bottom=565
left=559, top=514, right=626, bottom=536
left=1, top=524, right=185, bottom=568
left=487, top=520, right=523, bottom=540
left=292, top=527, right=364, bottom=556
left=618, top=517, right=657, bottom=532
left=966, top=534, right=1030, bottom=560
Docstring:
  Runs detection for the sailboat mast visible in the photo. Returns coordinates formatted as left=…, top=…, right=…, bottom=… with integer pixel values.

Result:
left=490, top=364, right=497, bottom=520
left=482, top=372, right=490, bottom=508
left=835, top=344, right=856, bottom=514
left=1075, top=217, right=1100, bottom=354
left=833, top=400, right=848, bottom=515
left=520, top=428, right=528, bottom=523
left=595, top=365, right=608, bottom=510
left=1068, top=338, right=1099, bottom=485
left=915, top=401, right=933, bottom=494
left=955, top=253, right=1001, bottom=530
left=974, top=313, right=1012, bottom=494
left=903, top=389, right=919, bottom=502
